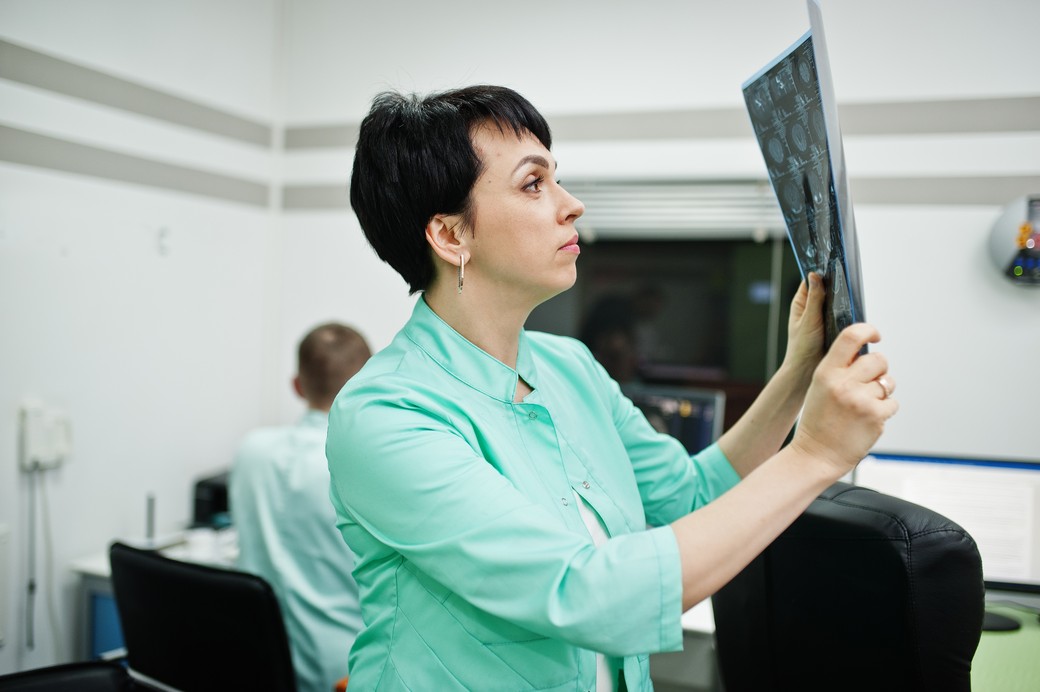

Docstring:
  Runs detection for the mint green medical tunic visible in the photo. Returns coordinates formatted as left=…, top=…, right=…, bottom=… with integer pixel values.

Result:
left=326, top=297, right=740, bottom=691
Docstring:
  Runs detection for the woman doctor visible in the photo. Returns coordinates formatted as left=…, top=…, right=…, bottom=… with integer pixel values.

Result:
left=326, top=85, right=897, bottom=691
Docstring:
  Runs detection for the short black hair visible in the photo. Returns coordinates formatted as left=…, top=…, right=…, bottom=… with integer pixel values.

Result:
left=349, top=85, right=553, bottom=294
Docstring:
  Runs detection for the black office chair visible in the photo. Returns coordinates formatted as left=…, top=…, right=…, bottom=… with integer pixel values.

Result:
left=711, top=482, right=985, bottom=692
left=0, top=660, right=140, bottom=692
left=108, top=541, right=297, bottom=692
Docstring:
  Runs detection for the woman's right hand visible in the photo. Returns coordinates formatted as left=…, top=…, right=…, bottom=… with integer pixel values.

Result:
left=670, top=322, right=898, bottom=609
left=789, top=322, right=899, bottom=478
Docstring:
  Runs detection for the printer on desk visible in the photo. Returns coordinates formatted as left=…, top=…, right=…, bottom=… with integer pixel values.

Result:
left=192, top=470, right=231, bottom=528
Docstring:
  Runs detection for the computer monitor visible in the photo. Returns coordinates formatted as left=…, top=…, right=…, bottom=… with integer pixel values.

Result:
left=855, top=451, right=1040, bottom=594
left=192, top=471, right=230, bottom=529
left=622, top=383, right=726, bottom=454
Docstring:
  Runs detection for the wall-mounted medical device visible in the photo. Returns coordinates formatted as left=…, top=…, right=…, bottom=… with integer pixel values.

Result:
left=989, top=195, right=1040, bottom=286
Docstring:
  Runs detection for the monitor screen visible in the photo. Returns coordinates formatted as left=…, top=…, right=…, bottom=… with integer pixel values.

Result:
left=622, top=384, right=725, bottom=455
left=855, top=451, right=1040, bottom=593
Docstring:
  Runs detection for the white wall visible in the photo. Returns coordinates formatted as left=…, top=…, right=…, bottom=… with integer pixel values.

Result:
left=0, top=0, right=283, bottom=673
left=855, top=204, right=1039, bottom=459
left=270, top=212, right=413, bottom=423
left=279, top=0, right=1040, bottom=461
left=1, top=0, right=277, bottom=121
left=1, top=0, right=1038, bottom=675
left=281, top=0, right=1039, bottom=122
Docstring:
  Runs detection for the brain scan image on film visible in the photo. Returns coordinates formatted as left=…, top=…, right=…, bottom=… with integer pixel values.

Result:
left=743, top=33, right=859, bottom=349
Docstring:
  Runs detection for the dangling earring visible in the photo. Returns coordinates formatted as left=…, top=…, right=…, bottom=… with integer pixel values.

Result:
left=457, top=254, right=466, bottom=294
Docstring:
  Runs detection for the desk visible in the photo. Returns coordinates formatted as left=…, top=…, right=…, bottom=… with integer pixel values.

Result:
left=69, top=552, right=122, bottom=661
left=69, top=529, right=237, bottom=661
left=972, top=591, right=1040, bottom=692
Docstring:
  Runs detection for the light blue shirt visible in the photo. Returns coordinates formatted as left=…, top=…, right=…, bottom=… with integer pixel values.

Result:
left=230, top=410, right=362, bottom=692
left=326, top=297, right=740, bottom=690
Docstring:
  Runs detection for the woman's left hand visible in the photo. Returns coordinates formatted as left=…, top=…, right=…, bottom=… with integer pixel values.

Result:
left=715, top=271, right=827, bottom=476
left=782, top=272, right=826, bottom=382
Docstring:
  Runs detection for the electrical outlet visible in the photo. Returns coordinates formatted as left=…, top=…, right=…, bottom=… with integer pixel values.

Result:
left=18, top=401, right=72, bottom=471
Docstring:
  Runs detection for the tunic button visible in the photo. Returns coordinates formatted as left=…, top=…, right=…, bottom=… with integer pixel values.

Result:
left=528, top=411, right=538, bottom=420
left=561, top=497, right=569, bottom=506
left=582, top=481, right=591, bottom=489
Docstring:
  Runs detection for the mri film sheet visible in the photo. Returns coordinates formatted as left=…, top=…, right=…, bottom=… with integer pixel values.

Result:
left=743, top=31, right=864, bottom=349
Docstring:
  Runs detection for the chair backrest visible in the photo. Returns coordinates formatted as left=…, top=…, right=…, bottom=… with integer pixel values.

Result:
left=711, top=482, right=985, bottom=692
left=0, top=661, right=138, bottom=692
left=108, top=541, right=297, bottom=692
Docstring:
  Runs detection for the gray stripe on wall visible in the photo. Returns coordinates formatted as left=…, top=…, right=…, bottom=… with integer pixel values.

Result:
left=0, top=39, right=272, bottom=147
left=3, top=35, right=1035, bottom=149
left=0, top=123, right=1031, bottom=211
left=282, top=184, right=349, bottom=209
left=839, top=97, right=1040, bottom=136
left=282, top=108, right=752, bottom=148
left=284, top=124, right=359, bottom=149
left=285, top=95, right=1040, bottom=147
left=0, top=125, right=270, bottom=207
left=282, top=175, right=1040, bottom=212
left=283, top=185, right=350, bottom=209
left=850, top=175, right=1040, bottom=206
left=550, top=107, right=751, bottom=141
left=550, top=97, right=1040, bottom=141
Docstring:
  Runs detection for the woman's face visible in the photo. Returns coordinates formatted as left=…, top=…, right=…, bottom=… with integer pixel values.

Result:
left=463, top=124, right=585, bottom=306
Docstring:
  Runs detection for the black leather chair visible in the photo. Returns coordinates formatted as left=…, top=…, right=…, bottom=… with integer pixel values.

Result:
left=711, top=481, right=985, bottom=692
left=0, top=660, right=139, bottom=691
left=108, top=541, right=297, bottom=692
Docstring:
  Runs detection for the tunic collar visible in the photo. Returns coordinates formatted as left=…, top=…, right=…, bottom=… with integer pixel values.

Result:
left=403, top=296, right=538, bottom=403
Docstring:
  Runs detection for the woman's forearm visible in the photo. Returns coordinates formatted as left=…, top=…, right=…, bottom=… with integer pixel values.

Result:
left=713, top=272, right=826, bottom=478
left=716, top=358, right=814, bottom=478
left=674, top=321, right=898, bottom=612
left=670, top=443, right=835, bottom=610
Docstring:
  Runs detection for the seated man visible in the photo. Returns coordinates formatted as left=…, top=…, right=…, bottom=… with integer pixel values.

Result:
left=230, top=322, right=371, bottom=692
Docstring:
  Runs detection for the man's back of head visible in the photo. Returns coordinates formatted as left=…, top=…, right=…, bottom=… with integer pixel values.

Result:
left=296, top=323, right=371, bottom=411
